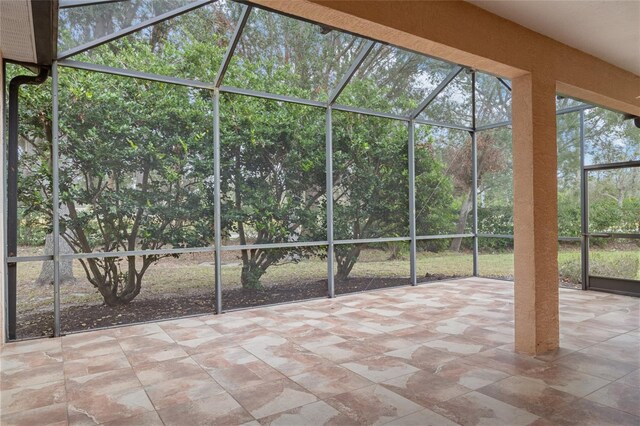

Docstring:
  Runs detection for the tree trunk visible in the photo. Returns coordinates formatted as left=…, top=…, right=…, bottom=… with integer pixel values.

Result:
left=335, top=245, right=361, bottom=281
left=81, top=257, right=148, bottom=306
left=36, top=234, right=75, bottom=285
left=240, top=254, right=266, bottom=290
left=450, top=189, right=474, bottom=252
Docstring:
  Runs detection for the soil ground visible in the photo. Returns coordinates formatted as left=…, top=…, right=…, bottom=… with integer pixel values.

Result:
left=16, top=275, right=462, bottom=339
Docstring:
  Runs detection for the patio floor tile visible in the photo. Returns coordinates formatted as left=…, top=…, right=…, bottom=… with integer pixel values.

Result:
left=0, top=402, right=68, bottom=426
left=476, top=375, right=577, bottom=418
left=381, top=369, right=471, bottom=407
left=157, top=391, right=253, bottom=426
left=144, top=371, right=224, bottom=409
left=289, top=363, right=373, bottom=398
left=0, top=380, right=66, bottom=415
left=257, top=400, right=341, bottom=425
left=1, top=278, right=638, bottom=425
left=323, top=384, right=423, bottom=425
left=341, top=355, right=420, bottom=383
left=133, top=356, right=205, bottom=386
left=545, top=398, right=640, bottom=426
left=228, top=377, right=317, bottom=419
left=432, top=358, right=511, bottom=390
left=431, top=391, right=540, bottom=425
left=584, top=381, right=640, bottom=416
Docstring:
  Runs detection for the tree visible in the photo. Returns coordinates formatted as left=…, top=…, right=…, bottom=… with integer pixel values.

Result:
left=435, top=131, right=509, bottom=251
left=58, top=0, right=190, bottom=52
left=332, top=113, right=456, bottom=280
left=556, top=111, right=582, bottom=237
left=330, top=45, right=456, bottom=280
left=557, top=107, right=640, bottom=237
left=217, top=13, right=361, bottom=289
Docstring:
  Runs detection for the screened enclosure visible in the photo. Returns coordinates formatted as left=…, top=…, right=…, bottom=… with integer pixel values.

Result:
left=4, top=0, right=639, bottom=340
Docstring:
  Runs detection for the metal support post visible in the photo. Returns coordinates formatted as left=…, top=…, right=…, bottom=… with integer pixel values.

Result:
left=579, top=109, right=588, bottom=290
left=408, top=120, right=417, bottom=285
left=213, top=89, right=223, bottom=312
left=326, top=107, right=335, bottom=297
left=52, top=63, right=61, bottom=336
left=471, top=71, right=479, bottom=277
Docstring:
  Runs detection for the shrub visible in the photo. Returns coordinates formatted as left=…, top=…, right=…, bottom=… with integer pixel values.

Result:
left=560, top=250, right=640, bottom=283
left=590, top=251, right=640, bottom=280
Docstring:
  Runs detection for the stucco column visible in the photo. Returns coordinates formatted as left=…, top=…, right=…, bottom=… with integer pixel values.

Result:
left=512, top=72, right=559, bottom=355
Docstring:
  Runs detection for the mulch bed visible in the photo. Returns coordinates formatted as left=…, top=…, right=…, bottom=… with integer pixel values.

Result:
left=559, top=280, right=582, bottom=290
left=16, top=277, right=411, bottom=339
left=14, top=275, right=577, bottom=340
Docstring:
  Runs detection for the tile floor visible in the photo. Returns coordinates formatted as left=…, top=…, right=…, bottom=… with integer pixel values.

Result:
left=1, top=278, right=639, bottom=425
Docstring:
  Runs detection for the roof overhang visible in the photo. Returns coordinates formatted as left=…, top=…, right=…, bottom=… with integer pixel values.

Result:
left=0, top=0, right=57, bottom=66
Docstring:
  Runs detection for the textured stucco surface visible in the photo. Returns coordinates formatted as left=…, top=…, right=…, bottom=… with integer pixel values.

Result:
left=512, top=73, right=560, bottom=354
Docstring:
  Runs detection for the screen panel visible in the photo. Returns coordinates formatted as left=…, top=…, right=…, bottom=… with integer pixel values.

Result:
left=58, top=0, right=198, bottom=53
left=587, top=168, right=640, bottom=235
left=584, top=107, right=640, bottom=166
left=416, top=238, right=473, bottom=282
left=477, top=126, right=513, bottom=236
left=14, top=262, right=55, bottom=340
left=557, top=112, right=582, bottom=238
left=220, top=93, right=326, bottom=246
left=478, top=237, right=514, bottom=281
left=333, top=111, right=409, bottom=240
left=419, top=71, right=472, bottom=127
left=225, top=7, right=366, bottom=101
left=61, top=254, right=215, bottom=334
left=58, top=67, right=215, bottom=254
left=78, top=1, right=241, bottom=83
left=415, top=125, right=472, bottom=237
left=589, top=238, right=640, bottom=281
left=558, top=240, right=582, bottom=289
left=475, top=73, right=511, bottom=127
left=334, top=242, right=410, bottom=295
left=221, top=246, right=328, bottom=310
left=336, top=43, right=456, bottom=115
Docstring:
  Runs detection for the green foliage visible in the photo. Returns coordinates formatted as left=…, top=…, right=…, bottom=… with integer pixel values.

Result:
left=477, top=206, right=513, bottom=236
left=17, top=210, right=48, bottom=247
left=386, top=241, right=410, bottom=261
left=414, top=128, right=458, bottom=236
left=558, top=192, right=581, bottom=237
left=333, top=112, right=409, bottom=240
left=13, top=42, right=217, bottom=304
left=559, top=249, right=640, bottom=283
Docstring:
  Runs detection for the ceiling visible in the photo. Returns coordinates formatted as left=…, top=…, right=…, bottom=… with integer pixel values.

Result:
left=467, top=0, right=640, bottom=76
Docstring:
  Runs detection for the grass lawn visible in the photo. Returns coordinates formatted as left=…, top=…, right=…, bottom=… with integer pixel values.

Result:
left=14, top=245, right=639, bottom=316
